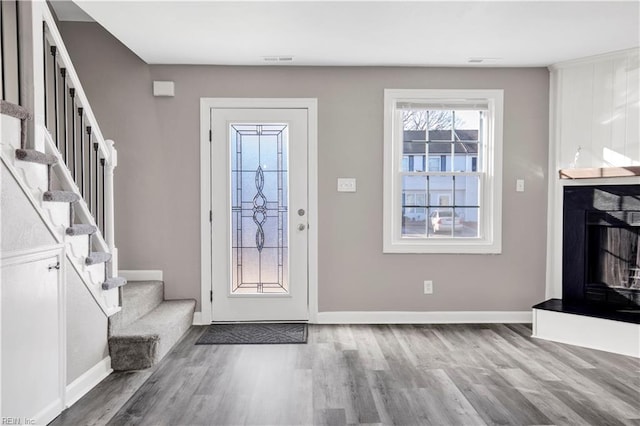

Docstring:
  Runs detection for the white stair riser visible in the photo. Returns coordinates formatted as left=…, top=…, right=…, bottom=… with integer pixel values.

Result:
left=0, top=114, right=22, bottom=150
left=86, top=262, right=105, bottom=286
left=44, top=203, right=70, bottom=230
left=67, top=234, right=90, bottom=260
left=1, top=142, right=49, bottom=196
left=102, top=288, right=119, bottom=314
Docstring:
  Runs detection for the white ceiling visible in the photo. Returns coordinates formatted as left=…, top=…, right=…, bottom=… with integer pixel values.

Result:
left=55, top=1, right=640, bottom=67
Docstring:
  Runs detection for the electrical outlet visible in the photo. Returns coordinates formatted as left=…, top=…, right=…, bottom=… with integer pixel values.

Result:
left=423, top=280, right=433, bottom=294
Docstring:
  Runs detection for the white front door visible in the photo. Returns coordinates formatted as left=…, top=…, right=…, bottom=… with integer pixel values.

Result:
left=210, top=108, right=309, bottom=321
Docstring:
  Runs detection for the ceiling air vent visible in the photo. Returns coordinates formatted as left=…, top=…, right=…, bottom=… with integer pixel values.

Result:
left=263, top=56, right=294, bottom=63
left=468, top=57, right=501, bottom=64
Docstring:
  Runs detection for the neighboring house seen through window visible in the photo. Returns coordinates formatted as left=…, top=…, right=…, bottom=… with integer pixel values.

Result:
left=383, top=89, right=503, bottom=253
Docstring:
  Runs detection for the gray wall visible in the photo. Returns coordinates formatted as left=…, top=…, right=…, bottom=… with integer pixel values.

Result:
left=60, top=22, right=549, bottom=312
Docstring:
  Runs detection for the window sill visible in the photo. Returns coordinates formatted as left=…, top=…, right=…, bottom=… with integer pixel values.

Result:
left=383, top=240, right=502, bottom=254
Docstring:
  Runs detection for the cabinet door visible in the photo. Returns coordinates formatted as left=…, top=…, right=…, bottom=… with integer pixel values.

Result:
left=1, top=249, right=63, bottom=424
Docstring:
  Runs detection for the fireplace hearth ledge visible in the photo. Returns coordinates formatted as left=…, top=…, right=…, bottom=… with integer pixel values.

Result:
left=532, top=299, right=640, bottom=358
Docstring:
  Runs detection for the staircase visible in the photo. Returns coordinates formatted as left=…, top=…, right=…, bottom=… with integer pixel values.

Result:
left=1, top=3, right=194, bottom=374
left=108, top=281, right=196, bottom=370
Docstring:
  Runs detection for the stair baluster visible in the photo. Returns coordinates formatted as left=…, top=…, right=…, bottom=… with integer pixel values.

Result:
left=70, top=87, right=76, bottom=182
left=79, top=107, right=85, bottom=198
left=61, top=67, right=68, bottom=164
left=42, top=22, right=47, bottom=125
left=50, top=46, right=58, bottom=148
left=101, top=158, right=106, bottom=234
left=87, top=125, right=92, bottom=215
left=94, top=142, right=99, bottom=222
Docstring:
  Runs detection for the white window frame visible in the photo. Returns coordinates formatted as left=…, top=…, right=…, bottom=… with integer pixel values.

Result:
left=383, top=89, right=503, bottom=254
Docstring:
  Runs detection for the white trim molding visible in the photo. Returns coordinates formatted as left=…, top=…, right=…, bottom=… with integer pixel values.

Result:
left=119, top=270, right=164, bottom=281
left=533, top=309, right=640, bottom=358
left=199, top=98, right=319, bottom=324
left=316, top=310, right=532, bottom=324
left=65, top=357, right=112, bottom=407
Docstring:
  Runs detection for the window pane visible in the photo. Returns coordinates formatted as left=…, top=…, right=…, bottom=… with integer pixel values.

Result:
left=402, top=176, right=427, bottom=237
left=428, top=176, right=453, bottom=206
left=455, top=208, right=480, bottom=238
left=402, top=156, right=410, bottom=172
left=454, top=110, right=480, bottom=135
left=455, top=176, right=480, bottom=207
left=403, top=131, right=427, bottom=172
left=429, top=207, right=458, bottom=236
left=402, top=177, right=427, bottom=207
left=402, top=207, right=428, bottom=237
left=428, top=110, right=453, bottom=131
left=452, top=143, right=479, bottom=171
left=403, top=112, right=429, bottom=131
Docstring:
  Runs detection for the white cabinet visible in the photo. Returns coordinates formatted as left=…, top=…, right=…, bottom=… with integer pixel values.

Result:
left=1, top=247, right=65, bottom=425
left=552, top=48, right=639, bottom=169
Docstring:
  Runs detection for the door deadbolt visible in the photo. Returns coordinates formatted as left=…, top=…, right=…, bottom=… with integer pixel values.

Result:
left=298, top=209, right=305, bottom=216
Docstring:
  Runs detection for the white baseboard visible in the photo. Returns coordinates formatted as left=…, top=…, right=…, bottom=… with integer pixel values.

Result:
left=315, top=310, right=532, bottom=324
left=192, top=311, right=209, bottom=325
left=119, top=270, right=163, bottom=281
left=65, top=357, right=112, bottom=408
left=34, top=397, right=64, bottom=426
left=533, top=309, right=640, bottom=358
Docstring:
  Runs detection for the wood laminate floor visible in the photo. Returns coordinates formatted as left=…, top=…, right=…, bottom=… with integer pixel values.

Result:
left=51, top=324, right=640, bottom=426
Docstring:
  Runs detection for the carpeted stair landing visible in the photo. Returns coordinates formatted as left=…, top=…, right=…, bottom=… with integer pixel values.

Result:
left=108, top=280, right=195, bottom=371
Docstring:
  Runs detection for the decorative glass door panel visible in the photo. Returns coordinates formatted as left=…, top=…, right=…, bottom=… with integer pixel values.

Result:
left=230, top=124, right=289, bottom=294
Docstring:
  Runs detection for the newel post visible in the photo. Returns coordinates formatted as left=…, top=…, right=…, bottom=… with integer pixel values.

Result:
left=105, top=139, right=118, bottom=277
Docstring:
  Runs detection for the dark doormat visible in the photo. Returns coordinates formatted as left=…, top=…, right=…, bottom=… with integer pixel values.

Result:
left=195, top=323, right=308, bottom=345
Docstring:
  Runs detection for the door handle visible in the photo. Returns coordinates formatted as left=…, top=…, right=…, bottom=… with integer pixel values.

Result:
left=48, top=261, right=60, bottom=271
left=298, top=224, right=306, bottom=231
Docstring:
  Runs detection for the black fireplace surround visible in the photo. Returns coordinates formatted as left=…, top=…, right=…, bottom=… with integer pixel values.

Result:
left=534, top=184, right=640, bottom=324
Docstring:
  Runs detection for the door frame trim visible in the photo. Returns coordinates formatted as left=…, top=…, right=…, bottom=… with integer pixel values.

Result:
left=199, top=98, right=318, bottom=324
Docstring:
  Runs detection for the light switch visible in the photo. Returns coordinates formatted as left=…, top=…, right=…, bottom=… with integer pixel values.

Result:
left=516, top=179, right=525, bottom=192
left=337, top=178, right=356, bottom=192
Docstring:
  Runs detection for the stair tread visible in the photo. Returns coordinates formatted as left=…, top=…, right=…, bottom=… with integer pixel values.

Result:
left=108, top=299, right=195, bottom=370
left=1, top=100, right=31, bottom=120
left=15, top=148, right=57, bottom=165
left=66, top=224, right=97, bottom=236
left=43, top=190, right=80, bottom=203
left=112, top=299, right=196, bottom=337
left=109, top=280, right=164, bottom=334
left=85, top=251, right=112, bottom=265
left=102, top=277, right=127, bottom=290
